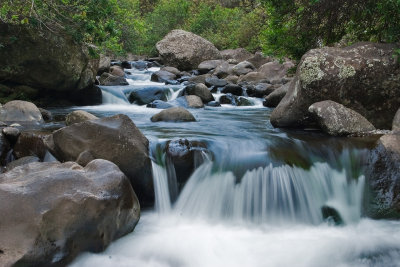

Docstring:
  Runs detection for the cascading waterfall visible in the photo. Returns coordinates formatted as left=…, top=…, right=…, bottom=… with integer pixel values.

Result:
left=152, top=155, right=365, bottom=225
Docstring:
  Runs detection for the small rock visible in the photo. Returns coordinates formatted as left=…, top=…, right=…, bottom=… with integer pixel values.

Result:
left=151, top=107, right=196, bottom=122
left=151, top=70, right=177, bottom=83
left=129, top=87, right=170, bottom=105
left=161, top=66, right=181, bottom=76
left=232, top=61, right=255, bottom=76
left=237, top=97, right=253, bottom=106
left=2, top=127, right=20, bottom=144
left=263, top=83, right=289, bottom=108
left=220, top=94, right=237, bottom=105
left=206, top=101, right=221, bottom=107
left=38, top=108, right=53, bottom=121
left=110, top=66, right=125, bottom=77
left=198, top=60, right=225, bottom=74
left=65, top=110, right=98, bottom=126
left=185, top=95, right=204, bottom=108
left=184, top=83, right=215, bottom=103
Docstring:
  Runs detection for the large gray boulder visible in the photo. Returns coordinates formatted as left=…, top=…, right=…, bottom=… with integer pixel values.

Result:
left=0, top=24, right=96, bottom=92
left=366, top=134, right=400, bottom=219
left=0, top=160, right=139, bottom=266
left=308, top=100, right=376, bottom=136
left=263, top=83, right=290, bottom=108
left=45, top=114, right=153, bottom=206
left=65, top=110, right=98, bottom=126
left=258, top=61, right=295, bottom=83
left=271, top=42, right=400, bottom=129
left=151, top=107, right=196, bottom=122
left=0, top=100, right=43, bottom=123
left=156, top=30, right=221, bottom=70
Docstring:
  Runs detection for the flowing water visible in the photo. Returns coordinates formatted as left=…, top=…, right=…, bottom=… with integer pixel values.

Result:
left=62, top=64, right=400, bottom=267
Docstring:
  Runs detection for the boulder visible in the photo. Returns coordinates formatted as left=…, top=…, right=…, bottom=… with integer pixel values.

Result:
left=271, top=42, right=400, bottom=129
left=151, top=107, right=196, bottom=122
left=0, top=132, right=11, bottom=166
left=65, top=110, right=98, bottom=126
left=185, top=95, right=204, bottom=108
left=184, top=83, right=215, bottom=103
left=38, top=108, right=53, bottom=121
left=70, top=85, right=103, bottom=106
left=308, top=100, right=376, bottom=136
left=220, top=48, right=253, bottom=62
left=237, top=97, right=253, bottom=106
left=129, top=87, right=170, bottom=105
left=232, top=61, right=256, bottom=76
left=161, top=66, right=181, bottom=76
left=45, top=114, right=153, bottom=206
left=220, top=93, right=237, bottom=105
left=225, top=75, right=239, bottom=84
left=110, top=66, right=125, bottom=77
left=0, top=24, right=95, bottom=92
left=246, top=83, right=275, bottom=98
left=221, top=84, right=243, bottom=96
left=99, top=73, right=129, bottom=86
left=6, top=156, right=40, bottom=171
left=146, top=100, right=175, bottom=109
left=258, top=61, right=295, bottom=83
left=247, top=52, right=272, bottom=69
left=198, top=60, right=226, bottom=74
left=0, top=160, right=139, bottom=266
left=131, top=60, right=149, bottom=70
left=151, top=70, right=177, bottom=83
left=156, top=30, right=221, bottom=70
left=366, top=134, right=400, bottom=218
left=188, top=74, right=211, bottom=84
left=393, top=108, right=400, bottom=132
left=238, top=71, right=266, bottom=84
left=166, top=139, right=207, bottom=188
left=205, top=76, right=228, bottom=88
left=0, top=100, right=43, bottom=123
left=263, top=83, right=290, bottom=108
left=213, top=62, right=234, bottom=78
left=13, top=132, right=47, bottom=160
left=2, top=127, right=20, bottom=144
left=97, top=55, right=111, bottom=75
left=121, top=61, right=132, bottom=69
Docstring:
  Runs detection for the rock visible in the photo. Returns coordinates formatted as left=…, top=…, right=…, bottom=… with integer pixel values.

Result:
left=198, top=60, right=226, bottom=74
left=13, top=132, right=47, bottom=160
left=110, top=66, right=125, bottom=77
left=2, top=127, right=20, bottom=144
left=6, top=156, right=40, bottom=171
left=321, top=206, right=343, bottom=225
left=220, top=48, right=252, bottom=62
left=0, top=24, right=95, bottom=93
left=13, top=85, right=39, bottom=100
left=65, top=110, right=98, bottom=126
left=99, top=73, right=129, bottom=86
left=151, top=70, right=177, bottom=83
left=38, top=108, right=53, bottom=121
left=238, top=72, right=266, bottom=84
left=205, top=76, right=228, bottom=87
left=185, top=95, right=204, bottom=108
left=0, top=160, right=139, bottom=266
left=45, top=114, right=153, bottom=206
left=76, top=150, right=95, bottom=167
left=161, top=66, right=181, bottom=76
left=393, top=108, right=400, bottom=132
left=129, top=87, right=170, bottom=105
left=213, top=62, right=234, bottom=78
left=225, top=75, right=239, bottom=84
left=188, top=74, right=211, bottom=84
left=166, top=139, right=207, bottom=188
left=97, top=55, right=111, bottom=75
left=0, top=133, right=11, bottom=166
left=263, top=83, right=290, bottom=108
left=220, top=93, right=237, bottom=105
left=232, top=61, right=256, bottom=76
left=271, top=42, right=400, bottom=129
left=0, top=121, right=6, bottom=127
left=247, top=52, right=272, bottom=69
left=146, top=100, right=175, bottom=109
left=258, top=61, right=295, bottom=83
left=121, top=61, right=132, bottom=69
left=151, top=107, right=196, bottom=122
left=0, top=100, right=43, bottom=123
left=70, top=85, right=103, bottom=106
left=131, top=60, right=149, bottom=70
left=156, top=30, right=221, bottom=70
left=206, top=101, right=221, bottom=107
left=237, top=97, right=253, bottom=106
left=246, top=83, right=275, bottom=98
left=221, top=84, right=243, bottom=96
left=308, top=100, right=376, bottom=136
left=184, top=83, right=215, bottom=103
left=366, top=134, right=400, bottom=218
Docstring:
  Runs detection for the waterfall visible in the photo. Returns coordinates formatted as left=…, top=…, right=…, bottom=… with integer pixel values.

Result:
left=151, top=157, right=365, bottom=225
left=99, top=86, right=130, bottom=104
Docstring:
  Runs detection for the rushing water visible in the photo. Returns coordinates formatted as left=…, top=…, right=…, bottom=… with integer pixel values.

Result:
left=63, top=63, right=400, bottom=267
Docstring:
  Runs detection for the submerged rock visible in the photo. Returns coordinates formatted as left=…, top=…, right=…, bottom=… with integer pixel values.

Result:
left=0, top=159, right=139, bottom=266
left=0, top=100, right=43, bottom=123
left=129, top=87, right=170, bottom=105
left=65, top=110, right=98, bottom=126
left=146, top=100, right=175, bottom=109
left=321, top=205, right=343, bottom=225
left=45, top=114, right=153, bottom=206
left=271, top=42, right=400, bottom=129
left=308, top=100, right=375, bottom=136
left=156, top=30, right=221, bottom=70
left=151, top=107, right=196, bottom=122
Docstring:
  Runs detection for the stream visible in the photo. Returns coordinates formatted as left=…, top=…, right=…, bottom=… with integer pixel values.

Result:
left=60, top=64, right=400, bottom=267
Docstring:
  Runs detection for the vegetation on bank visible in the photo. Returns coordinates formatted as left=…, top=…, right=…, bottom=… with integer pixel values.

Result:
left=1, top=0, right=400, bottom=59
